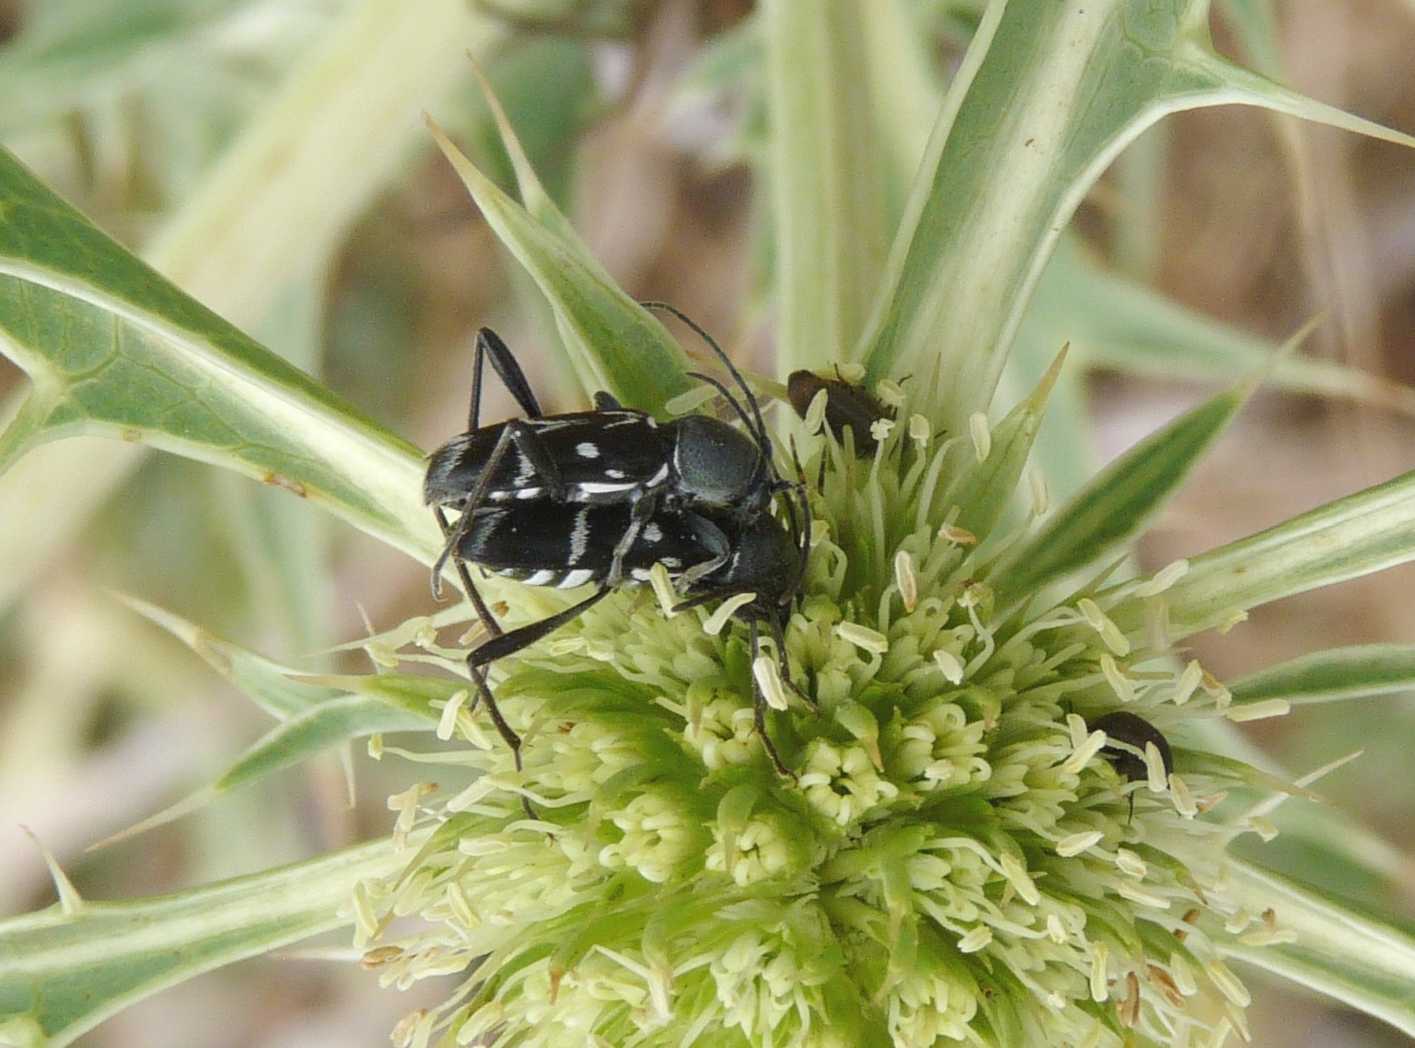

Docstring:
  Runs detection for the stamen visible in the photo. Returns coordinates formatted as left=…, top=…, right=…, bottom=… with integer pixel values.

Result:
left=894, top=550, right=919, bottom=612
left=1100, top=655, right=1136, bottom=703
left=649, top=562, right=677, bottom=617
left=1134, top=559, right=1190, bottom=597
left=702, top=592, right=757, bottom=635
left=968, top=412, right=992, bottom=462
left=958, top=926, right=993, bottom=953
left=1027, top=465, right=1049, bottom=517
left=933, top=648, right=965, bottom=684
left=875, top=378, right=906, bottom=408
left=1226, top=699, right=1290, bottom=723
left=804, top=388, right=829, bottom=434
left=1115, top=849, right=1148, bottom=878
left=753, top=655, right=790, bottom=711
left=837, top=621, right=889, bottom=654
left=1089, top=942, right=1110, bottom=1002
left=908, top=413, right=931, bottom=444
left=1144, top=742, right=1168, bottom=793
left=1056, top=830, right=1104, bottom=857
left=1205, top=961, right=1251, bottom=1008
left=1169, top=774, right=1199, bottom=817
left=937, top=522, right=977, bottom=545
left=1173, top=659, right=1203, bottom=705
left=836, top=362, right=866, bottom=383
left=1079, top=598, right=1130, bottom=657
left=436, top=689, right=469, bottom=741
left=1061, top=729, right=1106, bottom=774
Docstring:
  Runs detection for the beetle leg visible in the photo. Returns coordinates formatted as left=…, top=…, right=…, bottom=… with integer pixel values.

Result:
left=434, top=506, right=503, bottom=636
left=675, top=512, right=732, bottom=588
left=468, top=586, right=614, bottom=667
left=463, top=586, right=614, bottom=821
left=471, top=327, right=543, bottom=425
left=466, top=663, right=538, bottom=820
left=431, top=418, right=523, bottom=601
left=505, top=419, right=568, bottom=501
left=764, top=613, right=816, bottom=712
left=606, top=495, right=656, bottom=587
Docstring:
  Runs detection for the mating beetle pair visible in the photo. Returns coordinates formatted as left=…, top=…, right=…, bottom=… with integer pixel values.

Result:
left=423, top=306, right=811, bottom=778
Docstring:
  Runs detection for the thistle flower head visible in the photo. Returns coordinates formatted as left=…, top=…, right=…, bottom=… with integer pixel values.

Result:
left=360, top=386, right=1280, bottom=1047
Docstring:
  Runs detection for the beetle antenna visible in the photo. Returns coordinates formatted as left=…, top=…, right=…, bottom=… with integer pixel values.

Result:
left=641, top=300, right=772, bottom=458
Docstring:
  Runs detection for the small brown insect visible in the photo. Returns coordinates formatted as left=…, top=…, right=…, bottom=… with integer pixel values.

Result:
left=787, top=369, right=895, bottom=454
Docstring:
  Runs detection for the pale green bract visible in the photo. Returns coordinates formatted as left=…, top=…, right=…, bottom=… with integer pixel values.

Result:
left=3, top=1, right=1415, bottom=1046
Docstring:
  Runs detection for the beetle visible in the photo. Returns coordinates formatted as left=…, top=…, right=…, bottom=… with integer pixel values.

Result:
left=787, top=368, right=896, bottom=455
left=425, top=310, right=812, bottom=782
left=425, top=308, right=793, bottom=599
left=1087, top=710, right=1173, bottom=821
left=453, top=493, right=810, bottom=777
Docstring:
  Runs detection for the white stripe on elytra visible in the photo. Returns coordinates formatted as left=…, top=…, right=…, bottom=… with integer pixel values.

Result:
left=569, top=507, right=590, bottom=564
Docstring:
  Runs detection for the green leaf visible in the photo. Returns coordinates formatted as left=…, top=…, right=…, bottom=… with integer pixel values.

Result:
left=0, top=147, right=442, bottom=565
left=1229, top=645, right=1415, bottom=708
left=102, top=694, right=433, bottom=848
left=1026, top=238, right=1415, bottom=415
left=96, top=599, right=441, bottom=845
left=118, top=594, right=337, bottom=719
left=1111, top=469, right=1415, bottom=639
left=427, top=75, right=693, bottom=416
left=854, top=0, right=1415, bottom=431
left=1222, top=858, right=1415, bottom=1037
left=294, top=671, right=463, bottom=724
left=988, top=379, right=1250, bottom=604
left=762, top=0, right=891, bottom=373
left=0, top=0, right=506, bottom=613
left=938, top=344, right=1068, bottom=540
left=0, top=837, right=403, bottom=1047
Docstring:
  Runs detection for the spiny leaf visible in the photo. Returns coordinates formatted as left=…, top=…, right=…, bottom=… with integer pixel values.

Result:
left=428, top=74, right=693, bottom=415
left=855, top=0, right=1415, bottom=433
left=1026, top=238, right=1415, bottom=416
left=989, top=378, right=1251, bottom=604
left=939, top=343, right=1069, bottom=539
left=0, top=838, right=404, bottom=1047
left=95, top=694, right=432, bottom=848
left=117, top=593, right=339, bottom=719
left=762, top=0, right=891, bottom=374
left=1223, top=858, right=1415, bottom=1038
left=1111, top=469, right=1415, bottom=639
left=1229, top=645, right=1415, bottom=708
left=97, top=600, right=441, bottom=846
left=0, top=147, right=440, bottom=566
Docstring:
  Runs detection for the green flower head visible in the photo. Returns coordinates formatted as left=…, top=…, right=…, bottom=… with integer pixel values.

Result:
left=358, top=378, right=1281, bottom=1047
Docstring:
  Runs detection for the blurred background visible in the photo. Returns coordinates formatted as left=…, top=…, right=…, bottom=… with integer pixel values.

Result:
left=1, top=1, right=1413, bottom=1044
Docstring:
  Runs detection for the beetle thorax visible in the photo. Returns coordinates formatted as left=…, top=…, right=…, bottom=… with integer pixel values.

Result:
left=669, top=415, right=766, bottom=512
left=706, top=513, right=799, bottom=607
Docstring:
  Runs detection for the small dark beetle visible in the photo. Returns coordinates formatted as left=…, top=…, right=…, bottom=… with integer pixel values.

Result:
left=1088, top=711, right=1174, bottom=782
left=1088, top=710, right=1173, bottom=821
left=787, top=368, right=896, bottom=455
